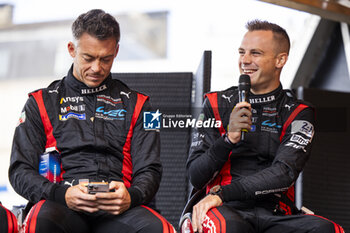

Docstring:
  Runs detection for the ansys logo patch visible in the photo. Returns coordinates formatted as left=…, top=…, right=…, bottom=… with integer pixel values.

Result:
left=143, top=110, right=161, bottom=129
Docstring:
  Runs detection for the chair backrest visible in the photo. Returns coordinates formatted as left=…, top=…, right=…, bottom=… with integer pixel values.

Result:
left=112, top=51, right=211, bottom=229
left=296, top=87, right=350, bottom=232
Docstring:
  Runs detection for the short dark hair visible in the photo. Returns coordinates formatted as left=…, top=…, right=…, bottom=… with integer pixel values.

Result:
left=246, top=19, right=290, bottom=54
left=72, top=9, right=120, bottom=44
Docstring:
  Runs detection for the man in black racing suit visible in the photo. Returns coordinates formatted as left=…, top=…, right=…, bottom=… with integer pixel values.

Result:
left=186, top=20, right=344, bottom=233
left=9, top=9, right=174, bottom=233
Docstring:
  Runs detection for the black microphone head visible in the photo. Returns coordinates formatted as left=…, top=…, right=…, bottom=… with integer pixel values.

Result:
left=238, top=74, right=251, bottom=92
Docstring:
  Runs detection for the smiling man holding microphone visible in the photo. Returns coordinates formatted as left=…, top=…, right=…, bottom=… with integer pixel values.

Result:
left=186, top=19, right=344, bottom=233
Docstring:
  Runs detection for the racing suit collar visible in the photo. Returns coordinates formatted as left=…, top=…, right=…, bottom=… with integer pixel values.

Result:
left=66, top=65, right=111, bottom=95
left=248, top=84, right=283, bottom=105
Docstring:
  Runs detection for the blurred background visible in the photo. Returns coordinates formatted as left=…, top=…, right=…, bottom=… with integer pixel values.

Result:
left=0, top=0, right=349, bottom=220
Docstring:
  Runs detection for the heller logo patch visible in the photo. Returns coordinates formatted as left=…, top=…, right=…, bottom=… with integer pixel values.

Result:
left=144, top=110, right=161, bottom=129
left=81, top=85, right=107, bottom=94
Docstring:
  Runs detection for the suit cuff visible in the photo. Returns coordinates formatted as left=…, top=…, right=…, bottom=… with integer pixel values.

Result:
left=221, top=182, right=245, bottom=202
left=50, top=184, right=70, bottom=207
left=128, top=186, right=143, bottom=209
left=210, top=136, right=236, bottom=162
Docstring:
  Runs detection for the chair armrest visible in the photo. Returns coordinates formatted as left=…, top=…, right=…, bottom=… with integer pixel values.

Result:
left=301, top=206, right=315, bottom=215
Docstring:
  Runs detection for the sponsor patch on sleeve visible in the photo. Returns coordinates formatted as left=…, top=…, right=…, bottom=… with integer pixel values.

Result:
left=291, top=120, right=314, bottom=138
left=17, top=111, right=26, bottom=126
left=287, top=120, right=314, bottom=152
left=290, top=134, right=310, bottom=146
left=190, top=132, right=205, bottom=147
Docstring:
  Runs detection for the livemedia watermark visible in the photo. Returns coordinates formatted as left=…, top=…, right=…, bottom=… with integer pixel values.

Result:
left=143, top=110, right=221, bottom=130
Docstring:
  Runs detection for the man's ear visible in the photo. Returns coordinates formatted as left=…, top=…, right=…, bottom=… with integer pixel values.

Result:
left=276, top=53, right=288, bottom=68
left=67, top=42, right=76, bottom=58
left=114, top=43, right=120, bottom=58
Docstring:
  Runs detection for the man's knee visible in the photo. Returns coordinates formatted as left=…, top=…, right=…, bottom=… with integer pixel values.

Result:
left=22, top=200, right=88, bottom=233
left=22, top=201, right=61, bottom=233
left=138, top=206, right=175, bottom=233
left=306, top=215, right=345, bottom=233
left=202, top=215, right=252, bottom=233
left=314, top=219, right=344, bottom=233
left=204, top=207, right=253, bottom=233
left=0, top=203, right=18, bottom=233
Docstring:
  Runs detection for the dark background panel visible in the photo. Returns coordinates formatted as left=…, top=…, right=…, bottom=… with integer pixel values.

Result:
left=299, top=88, right=350, bottom=231
left=113, top=72, right=193, bottom=229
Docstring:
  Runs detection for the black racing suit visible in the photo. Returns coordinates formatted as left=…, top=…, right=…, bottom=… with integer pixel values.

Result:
left=9, top=67, right=174, bottom=233
left=187, top=84, right=344, bottom=232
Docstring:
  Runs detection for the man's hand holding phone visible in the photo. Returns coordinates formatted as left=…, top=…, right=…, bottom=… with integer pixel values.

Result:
left=94, top=181, right=131, bottom=215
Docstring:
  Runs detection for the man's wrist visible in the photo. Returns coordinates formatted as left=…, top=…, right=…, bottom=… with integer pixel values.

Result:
left=223, top=132, right=236, bottom=145
left=209, top=185, right=224, bottom=202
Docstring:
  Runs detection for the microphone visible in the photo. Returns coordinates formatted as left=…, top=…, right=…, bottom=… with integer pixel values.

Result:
left=238, top=74, right=251, bottom=141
